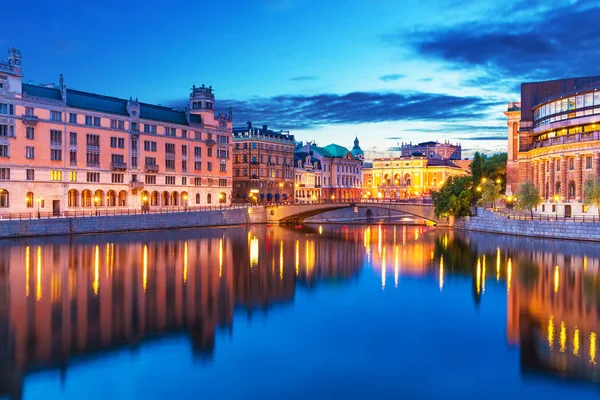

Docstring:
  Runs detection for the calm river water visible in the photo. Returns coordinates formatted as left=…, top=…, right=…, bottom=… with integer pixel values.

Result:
left=1, top=224, right=599, bottom=399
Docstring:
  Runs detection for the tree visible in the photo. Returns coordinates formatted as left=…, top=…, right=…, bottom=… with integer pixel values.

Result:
left=583, top=175, right=600, bottom=218
left=515, top=181, right=542, bottom=218
left=481, top=179, right=502, bottom=208
left=432, top=176, right=474, bottom=218
left=470, top=152, right=484, bottom=187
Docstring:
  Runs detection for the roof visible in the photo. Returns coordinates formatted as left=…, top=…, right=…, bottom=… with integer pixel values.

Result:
left=322, top=144, right=352, bottom=158
left=426, top=159, right=460, bottom=168
left=21, top=83, right=214, bottom=126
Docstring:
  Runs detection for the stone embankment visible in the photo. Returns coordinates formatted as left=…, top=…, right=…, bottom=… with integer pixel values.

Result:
left=0, top=207, right=267, bottom=238
left=454, top=208, right=600, bottom=241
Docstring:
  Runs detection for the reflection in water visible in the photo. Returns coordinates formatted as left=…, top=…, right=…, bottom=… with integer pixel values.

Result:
left=0, top=225, right=599, bottom=399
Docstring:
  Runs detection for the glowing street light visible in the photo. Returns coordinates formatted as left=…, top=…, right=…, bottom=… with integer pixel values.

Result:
left=481, top=178, right=488, bottom=184
left=476, top=186, right=482, bottom=192
left=36, top=197, right=42, bottom=219
left=183, top=194, right=188, bottom=210
left=495, top=178, right=501, bottom=184
left=554, top=194, right=560, bottom=219
left=94, top=196, right=100, bottom=216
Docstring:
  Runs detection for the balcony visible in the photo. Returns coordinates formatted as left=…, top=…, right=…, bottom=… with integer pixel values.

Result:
left=111, top=161, right=127, bottom=170
left=530, top=130, right=600, bottom=150
left=145, top=164, right=159, bottom=173
left=21, top=114, right=39, bottom=125
left=129, top=180, right=144, bottom=189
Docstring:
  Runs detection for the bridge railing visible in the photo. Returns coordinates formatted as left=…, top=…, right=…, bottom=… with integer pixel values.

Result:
left=278, top=198, right=433, bottom=206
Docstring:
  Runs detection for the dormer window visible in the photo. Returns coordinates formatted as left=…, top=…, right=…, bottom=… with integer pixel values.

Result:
left=206, top=102, right=213, bottom=109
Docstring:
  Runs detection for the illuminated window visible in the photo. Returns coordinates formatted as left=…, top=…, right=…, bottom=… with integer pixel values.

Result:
left=50, top=170, right=62, bottom=181
left=70, top=171, right=77, bottom=182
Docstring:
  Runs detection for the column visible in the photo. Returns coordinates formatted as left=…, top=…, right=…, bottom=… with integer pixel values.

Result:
left=548, top=158, right=555, bottom=198
left=596, top=153, right=600, bottom=178
left=540, top=160, right=546, bottom=200
left=575, top=154, right=583, bottom=201
left=560, top=157, right=568, bottom=200
left=533, top=161, right=539, bottom=191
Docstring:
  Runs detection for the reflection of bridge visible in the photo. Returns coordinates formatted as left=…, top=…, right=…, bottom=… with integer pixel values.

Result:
left=266, top=201, right=438, bottom=224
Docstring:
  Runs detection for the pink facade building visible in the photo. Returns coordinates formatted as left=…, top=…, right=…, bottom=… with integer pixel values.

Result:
left=0, top=48, right=233, bottom=215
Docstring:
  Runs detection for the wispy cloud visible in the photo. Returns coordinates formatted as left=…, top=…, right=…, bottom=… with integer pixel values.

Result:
left=379, top=74, right=405, bottom=82
left=289, top=75, right=319, bottom=82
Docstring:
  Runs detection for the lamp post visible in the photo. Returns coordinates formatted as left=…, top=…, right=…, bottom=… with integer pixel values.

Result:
left=142, top=195, right=149, bottom=213
left=554, top=194, right=560, bottom=219
left=182, top=194, right=188, bottom=211
left=94, top=196, right=99, bottom=216
left=36, top=197, right=42, bottom=219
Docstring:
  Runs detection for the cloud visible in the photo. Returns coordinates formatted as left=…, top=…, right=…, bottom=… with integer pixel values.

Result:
left=379, top=74, right=405, bottom=82
left=457, top=135, right=506, bottom=141
left=392, top=1, right=600, bottom=82
left=214, top=91, right=502, bottom=130
left=289, top=76, right=319, bottom=81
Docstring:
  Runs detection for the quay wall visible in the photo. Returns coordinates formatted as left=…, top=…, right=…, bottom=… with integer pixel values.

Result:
left=0, top=207, right=267, bottom=238
left=454, top=208, right=600, bottom=242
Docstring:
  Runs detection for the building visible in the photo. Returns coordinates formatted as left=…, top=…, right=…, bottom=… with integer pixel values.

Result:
left=389, top=140, right=462, bottom=160
left=296, top=140, right=363, bottom=200
left=506, top=76, right=600, bottom=216
left=231, top=122, right=295, bottom=203
left=0, top=48, right=232, bottom=216
left=362, top=156, right=467, bottom=199
left=294, top=142, right=323, bottom=202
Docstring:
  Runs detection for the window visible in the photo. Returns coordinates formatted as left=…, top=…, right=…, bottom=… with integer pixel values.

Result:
left=182, top=159, right=187, bottom=172
left=165, top=127, right=176, bottom=136
left=110, top=137, right=118, bottom=148
left=220, top=163, right=227, bottom=172
left=86, top=172, right=100, bottom=183
left=69, top=171, right=77, bottom=182
left=182, top=177, right=187, bottom=186
left=557, top=161, right=561, bottom=172
left=144, top=124, right=157, bottom=134
left=69, top=132, right=77, bottom=145
left=194, top=146, right=202, bottom=158
left=145, top=157, right=157, bottom=166
left=112, top=173, right=124, bottom=183
left=110, top=119, right=118, bottom=129
left=0, top=144, right=9, bottom=157
left=85, top=115, right=92, bottom=125
left=569, top=158, right=575, bottom=170
left=219, top=179, right=227, bottom=187
left=586, top=156, right=593, bottom=169
left=196, top=193, right=200, bottom=204
left=145, top=175, right=156, bottom=185
left=70, top=150, right=77, bottom=166
left=182, top=129, right=187, bottom=138
left=50, top=129, right=62, bottom=145
left=144, top=140, right=157, bottom=152
left=194, top=178, right=202, bottom=186
left=26, top=127, right=35, bottom=139
left=118, top=120, right=125, bottom=130
left=194, top=161, right=202, bottom=170
left=207, top=194, right=212, bottom=203
left=207, top=178, right=213, bottom=186
left=93, top=117, right=101, bottom=127
left=0, top=103, right=13, bottom=115
left=165, top=176, right=176, bottom=185
left=195, top=131, right=201, bottom=140
left=50, top=170, right=62, bottom=181
left=165, top=158, right=175, bottom=170
left=111, top=154, right=125, bottom=164
left=207, top=162, right=212, bottom=171
left=206, top=101, right=212, bottom=109
left=50, top=111, right=62, bottom=121
left=69, top=113, right=77, bottom=124
left=26, top=169, right=34, bottom=181
left=25, top=146, right=35, bottom=159
left=165, top=143, right=176, bottom=154
left=0, top=167, right=9, bottom=180
left=583, top=205, right=589, bottom=213
left=208, top=148, right=212, bottom=157
left=86, top=134, right=100, bottom=167
left=50, top=149, right=62, bottom=161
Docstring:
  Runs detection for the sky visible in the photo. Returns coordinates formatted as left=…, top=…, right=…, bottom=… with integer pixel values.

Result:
left=2, top=0, right=599, bottom=159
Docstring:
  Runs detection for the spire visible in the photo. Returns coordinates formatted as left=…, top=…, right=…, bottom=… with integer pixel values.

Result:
left=228, top=106, right=233, bottom=121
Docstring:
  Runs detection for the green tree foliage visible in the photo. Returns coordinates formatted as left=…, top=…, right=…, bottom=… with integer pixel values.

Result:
left=515, top=180, right=542, bottom=218
left=470, top=152, right=484, bottom=187
left=470, top=152, right=508, bottom=193
left=583, top=175, right=600, bottom=218
left=432, top=176, right=474, bottom=218
left=481, top=179, right=502, bottom=208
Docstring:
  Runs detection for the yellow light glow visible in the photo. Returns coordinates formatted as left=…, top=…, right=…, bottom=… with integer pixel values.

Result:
left=295, top=240, right=299, bottom=276
left=476, top=257, right=481, bottom=295
left=591, top=332, right=597, bottom=364
left=143, top=245, right=148, bottom=293
left=381, top=245, right=386, bottom=291
left=481, top=178, right=487, bottom=183
left=476, top=187, right=482, bottom=192
left=482, top=254, right=486, bottom=294
left=331, top=195, right=335, bottom=200
left=250, top=236, right=259, bottom=269
left=279, top=241, right=284, bottom=281
left=439, top=255, right=444, bottom=291
left=496, top=178, right=501, bottom=184
left=378, top=225, right=382, bottom=256
left=250, top=189, right=259, bottom=194
left=394, top=245, right=399, bottom=288
left=554, top=265, right=559, bottom=293
left=507, top=258, right=512, bottom=293
left=93, top=245, right=100, bottom=295
left=183, top=241, right=188, bottom=283
left=36, top=246, right=42, bottom=301
left=548, top=316, right=555, bottom=349
left=218, top=238, right=224, bottom=277
left=559, top=321, right=567, bottom=353
left=496, top=248, right=500, bottom=281
left=573, top=328, right=580, bottom=357
left=25, top=246, right=30, bottom=297
left=319, top=225, right=323, bottom=235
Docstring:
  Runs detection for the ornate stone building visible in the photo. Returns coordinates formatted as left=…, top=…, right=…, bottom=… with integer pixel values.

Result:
left=389, top=140, right=462, bottom=160
left=231, top=122, right=295, bottom=203
left=0, top=48, right=232, bottom=215
left=294, top=142, right=323, bottom=202
left=506, top=76, right=600, bottom=216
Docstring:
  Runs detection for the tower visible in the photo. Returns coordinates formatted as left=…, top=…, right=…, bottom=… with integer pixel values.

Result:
left=351, top=137, right=365, bottom=162
left=0, top=48, right=23, bottom=94
left=189, top=84, right=215, bottom=124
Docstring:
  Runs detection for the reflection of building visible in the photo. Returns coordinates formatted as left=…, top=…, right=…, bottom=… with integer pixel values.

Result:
left=505, top=76, right=600, bottom=216
left=362, top=156, right=467, bottom=198
left=296, top=141, right=363, bottom=200
left=0, top=47, right=232, bottom=215
left=389, top=141, right=461, bottom=160
left=294, top=144, right=323, bottom=202
left=232, top=122, right=295, bottom=203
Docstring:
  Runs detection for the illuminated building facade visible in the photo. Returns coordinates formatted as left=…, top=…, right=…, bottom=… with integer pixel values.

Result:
left=0, top=48, right=233, bottom=215
left=389, top=140, right=462, bottom=160
left=506, top=76, right=600, bottom=216
left=231, top=122, right=295, bottom=203
left=294, top=143, right=323, bottom=202
left=295, top=141, right=363, bottom=200
left=362, top=156, right=467, bottom=199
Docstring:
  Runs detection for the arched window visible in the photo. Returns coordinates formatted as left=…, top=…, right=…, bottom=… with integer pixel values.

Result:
left=207, top=193, right=212, bottom=204
left=568, top=181, right=576, bottom=199
left=26, top=192, right=34, bottom=208
left=68, top=189, right=79, bottom=207
left=107, top=190, right=116, bottom=207
left=94, top=190, right=104, bottom=206
left=82, top=190, right=92, bottom=207
left=118, top=190, right=127, bottom=206
left=555, top=181, right=561, bottom=196
left=196, top=193, right=200, bottom=204
left=0, top=189, right=9, bottom=207
left=151, top=191, right=159, bottom=206
left=162, top=191, right=170, bottom=206
left=141, top=191, right=150, bottom=206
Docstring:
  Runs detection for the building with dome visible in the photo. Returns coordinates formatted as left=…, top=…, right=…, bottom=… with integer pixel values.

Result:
left=350, top=137, right=365, bottom=161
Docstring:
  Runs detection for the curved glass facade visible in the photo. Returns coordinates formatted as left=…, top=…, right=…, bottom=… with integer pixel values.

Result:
left=534, top=90, right=600, bottom=127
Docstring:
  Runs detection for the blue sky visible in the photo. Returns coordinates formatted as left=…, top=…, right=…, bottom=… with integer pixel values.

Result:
left=3, top=0, right=599, bottom=158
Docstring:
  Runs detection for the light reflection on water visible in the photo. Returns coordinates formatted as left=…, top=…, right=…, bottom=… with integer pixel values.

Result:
left=0, top=225, right=599, bottom=399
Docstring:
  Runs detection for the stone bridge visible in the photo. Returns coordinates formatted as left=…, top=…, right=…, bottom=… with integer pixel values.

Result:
left=266, top=202, right=439, bottom=225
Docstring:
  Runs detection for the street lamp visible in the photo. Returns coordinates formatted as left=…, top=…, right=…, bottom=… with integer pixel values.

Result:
left=182, top=194, right=188, bottom=211
left=554, top=194, right=560, bottom=219
left=476, top=186, right=482, bottom=192
left=481, top=178, right=487, bottom=184
left=94, top=196, right=100, bottom=216
left=36, top=197, right=42, bottom=219
left=495, top=178, right=501, bottom=184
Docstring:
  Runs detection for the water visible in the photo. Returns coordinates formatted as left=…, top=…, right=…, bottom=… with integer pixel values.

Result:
left=1, top=224, right=599, bottom=399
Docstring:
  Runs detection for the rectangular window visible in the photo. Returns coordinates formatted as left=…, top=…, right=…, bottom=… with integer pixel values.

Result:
left=208, top=148, right=213, bottom=157
left=86, top=172, right=100, bottom=183
left=182, top=129, right=187, bottom=138
left=207, top=162, right=213, bottom=171
left=50, top=129, right=62, bottom=145
left=194, top=131, right=201, bottom=140
left=26, top=169, right=34, bottom=181
left=182, top=177, right=187, bottom=186
left=26, top=127, right=35, bottom=139
left=93, top=117, right=101, bottom=127
left=145, top=175, right=156, bottom=185
left=25, top=146, right=35, bottom=159
left=50, top=170, right=62, bottom=181
left=85, top=115, right=93, bottom=125
left=207, top=178, right=213, bottom=186
left=0, top=144, right=9, bottom=157
left=143, top=140, right=157, bottom=152
left=182, top=159, right=187, bottom=173
left=583, top=205, right=589, bottom=213
left=194, top=161, right=202, bottom=170
left=165, top=143, right=176, bottom=154
left=165, top=176, right=176, bottom=185
left=70, top=150, right=77, bottom=166
left=569, top=158, right=575, bottom=170
left=50, top=111, right=61, bottom=121
left=111, top=173, right=124, bottom=183
left=110, top=119, right=117, bottom=129
left=110, top=137, right=118, bottom=148
left=145, top=157, right=157, bottom=166
left=69, top=171, right=77, bottom=182
left=118, top=138, right=124, bottom=148
left=0, top=103, right=14, bottom=115
left=165, top=127, right=176, bottom=136
left=194, top=146, right=202, bottom=158
left=86, top=134, right=100, bottom=166
left=69, top=132, right=77, bottom=145
left=69, top=113, right=77, bottom=124
left=219, top=179, right=227, bottom=187
left=165, top=158, right=175, bottom=170
left=118, top=120, right=125, bottom=130
left=0, top=167, right=10, bottom=180
left=194, top=177, right=202, bottom=186
left=219, top=163, right=227, bottom=172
